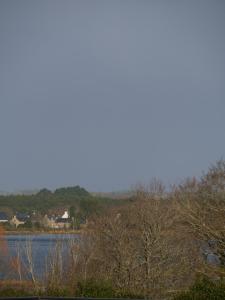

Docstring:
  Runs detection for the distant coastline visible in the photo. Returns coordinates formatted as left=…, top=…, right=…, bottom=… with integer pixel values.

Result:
left=4, top=229, right=82, bottom=235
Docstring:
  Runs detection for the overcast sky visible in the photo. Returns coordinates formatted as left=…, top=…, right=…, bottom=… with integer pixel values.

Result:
left=0, top=0, right=225, bottom=192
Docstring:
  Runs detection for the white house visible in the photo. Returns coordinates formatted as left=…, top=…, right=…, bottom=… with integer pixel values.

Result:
left=61, top=210, right=69, bottom=219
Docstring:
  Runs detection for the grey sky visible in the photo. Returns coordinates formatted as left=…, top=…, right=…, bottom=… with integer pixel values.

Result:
left=0, top=0, right=225, bottom=192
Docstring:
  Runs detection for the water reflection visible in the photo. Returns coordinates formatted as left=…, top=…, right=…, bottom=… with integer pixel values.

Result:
left=0, top=234, right=79, bottom=280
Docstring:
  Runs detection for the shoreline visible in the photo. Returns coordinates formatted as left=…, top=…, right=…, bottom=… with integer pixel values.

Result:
left=4, top=229, right=82, bottom=235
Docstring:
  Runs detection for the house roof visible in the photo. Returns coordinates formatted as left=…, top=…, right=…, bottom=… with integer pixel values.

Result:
left=16, top=212, right=30, bottom=222
left=0, top=212, right=9, bottom=221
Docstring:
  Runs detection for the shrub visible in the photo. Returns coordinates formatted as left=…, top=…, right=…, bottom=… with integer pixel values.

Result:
left=0, top=287, right=32, bottom=297
left=173, top=277, right=225, bottom=300
left=75, top=279, right=143, bottom=298
left=76, top=279, right=116, bottom=298
left=43, top=286, right=72, bottom=297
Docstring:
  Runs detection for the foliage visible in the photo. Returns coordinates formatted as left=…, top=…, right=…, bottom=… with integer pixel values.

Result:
left=0, top=286, right=33, bottom=297
left=0, top=185, right=127, bottom=227
left=75, top=279, right=143, bottom=298
left=76, top=279, right=116, bottom=298
left=173, top=278, right=225, bottom=300
left=42, top=286, right=73, bottom=297
left=19, top=219, right=33, bottom=228
left=0, top=186, right=91, bottom=213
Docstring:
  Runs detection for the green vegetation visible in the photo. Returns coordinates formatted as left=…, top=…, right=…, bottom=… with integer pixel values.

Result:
left=0, top=280, right=142, bottom=298
left=75, top=280, right=116, bottom=298
left=0, top=186, right=98, bottom=213
left=173, top=278, right=225, bottom=300
left=0, top=185, right=128, bottom=228
left=0, top=287, right=32, bottom=297
left=75, top=280, right=143, bottom=298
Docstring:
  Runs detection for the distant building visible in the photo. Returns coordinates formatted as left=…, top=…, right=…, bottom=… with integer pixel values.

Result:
left=10, top=213, right=30, bottom=228
left=42, top=209, right=71, bottom=229
left=55, top=217, right=70, bottom=229
left=61, top=210, right=69, bottom=219
left=41, top=215, right=55, bottom=228
left=0, top=212, right=9, bottom=223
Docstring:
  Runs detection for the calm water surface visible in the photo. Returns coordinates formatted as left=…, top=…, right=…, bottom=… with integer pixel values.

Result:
left=0, top=234, right=79, bottom=280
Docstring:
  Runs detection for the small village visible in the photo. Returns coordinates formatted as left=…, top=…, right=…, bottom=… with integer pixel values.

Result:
left=0, top=209, right=81, bottom=231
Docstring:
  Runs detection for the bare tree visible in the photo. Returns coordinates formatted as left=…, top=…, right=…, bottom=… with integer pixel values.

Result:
left=45, top=240, right=64, bottom=291
left=82, top=181, right=200, bottom=299
left=10, top=241, right=23, bottom=281
left=132, top=188, right=201, bottom=299
left=24, top=239, right=38, bottom=287
left=174, top=161, right=225, bottom=278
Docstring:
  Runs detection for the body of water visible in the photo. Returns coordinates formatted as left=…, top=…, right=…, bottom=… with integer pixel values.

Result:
left=0, top=234, right=79, bottom=280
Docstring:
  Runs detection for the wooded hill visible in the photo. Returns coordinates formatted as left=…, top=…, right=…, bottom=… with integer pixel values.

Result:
left=0, top=185, right=129, bottom=219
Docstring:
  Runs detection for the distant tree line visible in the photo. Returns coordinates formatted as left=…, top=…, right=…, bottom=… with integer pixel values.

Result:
left=0, top=185, right=128, bottom=229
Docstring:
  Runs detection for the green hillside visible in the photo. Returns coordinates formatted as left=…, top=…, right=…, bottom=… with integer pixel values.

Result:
left=0, top=185, right=128, bottom=220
